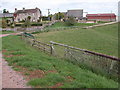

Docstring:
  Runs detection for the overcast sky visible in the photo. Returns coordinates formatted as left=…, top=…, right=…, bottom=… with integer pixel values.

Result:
left=0, top=0, right=119, bottom=16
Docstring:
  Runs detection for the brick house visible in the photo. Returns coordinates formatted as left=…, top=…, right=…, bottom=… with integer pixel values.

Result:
left=86, top=13, right=116, bottom=21
left=14, top=7, right=42, bottom=22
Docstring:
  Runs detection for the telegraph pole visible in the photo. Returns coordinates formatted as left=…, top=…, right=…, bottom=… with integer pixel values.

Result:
left=58, top=8, right=59, bottom=20
left=47, top=9, right=50, bottom=21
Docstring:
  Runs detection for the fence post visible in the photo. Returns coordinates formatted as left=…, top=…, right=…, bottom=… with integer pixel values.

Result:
left=50, top=42, right=56, bottom=56
left=50, top=45, right=53, bottom=55
left=110, top=60, right=115, bottom=70
left=32, top=39, right=35, bottom=46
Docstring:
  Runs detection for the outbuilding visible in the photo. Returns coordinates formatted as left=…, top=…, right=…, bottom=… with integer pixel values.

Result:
left=86, top=13, right=116, bottom=21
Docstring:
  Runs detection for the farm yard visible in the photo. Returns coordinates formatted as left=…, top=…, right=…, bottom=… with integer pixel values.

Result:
left=2, top=22, right=119, bottom=88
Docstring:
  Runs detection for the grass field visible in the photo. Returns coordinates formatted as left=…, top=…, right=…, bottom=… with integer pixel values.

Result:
left=35, top=23, right=118, bottom=57
left=2, top=35, right=118, bottom=88
left=45, top=21, right=96, bottom=29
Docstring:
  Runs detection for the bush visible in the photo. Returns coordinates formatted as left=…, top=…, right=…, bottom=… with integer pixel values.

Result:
left=19, top=19, right=25, bottom=23
left=65, top=17, right=76, bottom=26
left=15, top=24, right=22, bottom=27
left=2, top=19, right=7, bottom=28
left=31, top=23, right=42, bottom=26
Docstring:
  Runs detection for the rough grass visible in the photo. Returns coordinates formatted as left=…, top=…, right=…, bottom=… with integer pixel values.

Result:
left=2, top=35, right=118, bottom=88
left=35, top=23, right=118, bottom=57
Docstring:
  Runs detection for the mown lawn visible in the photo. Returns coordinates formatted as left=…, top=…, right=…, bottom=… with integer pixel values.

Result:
left=2, top=35, right=118, bottom=88
left=35, top=23, right=118, bottom=57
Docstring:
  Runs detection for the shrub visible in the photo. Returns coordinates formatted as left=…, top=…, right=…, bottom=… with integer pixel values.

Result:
left=65, top=17, right=76, bottom=26
left=2, top=19, right=7, bottom=28
left=31, top=23, right=42, bottom=26
left=19, top=19, right=25, bottom=23
left=15, top=23, right=22, bottom=27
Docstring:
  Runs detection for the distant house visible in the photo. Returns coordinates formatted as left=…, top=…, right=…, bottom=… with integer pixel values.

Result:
left=14, top=7, right=42, bottom=22
left=0, top=13, right=13, bottom=18
left=67, top=9, right=83, bottom=19
left=86, top=13, right=116, bottom=21
left=0, top=13, right=14, bottom=23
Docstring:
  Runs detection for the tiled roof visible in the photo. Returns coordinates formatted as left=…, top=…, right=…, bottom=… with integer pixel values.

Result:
left=15, top=8, right=40, bottom=14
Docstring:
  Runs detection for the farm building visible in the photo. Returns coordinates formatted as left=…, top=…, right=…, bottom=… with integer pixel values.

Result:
left=14, top=7, right=42, bottom=22
left=67, top=9, right=83, bottom=19
left=86, top=13, right=116, bottom=21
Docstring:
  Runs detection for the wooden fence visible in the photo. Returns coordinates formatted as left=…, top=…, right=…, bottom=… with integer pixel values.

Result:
left=50, top=41, right=119, bottom=77
left=21, top=34, right=53, bottom=55
left=21, top=34, right=119, bottom=79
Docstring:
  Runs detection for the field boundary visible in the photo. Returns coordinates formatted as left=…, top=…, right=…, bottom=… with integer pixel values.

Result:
left=21, top=33, right=119, bottom=78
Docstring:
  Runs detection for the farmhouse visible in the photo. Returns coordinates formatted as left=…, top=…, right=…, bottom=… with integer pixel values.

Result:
left=14, top=7, right=42, bottom=22
left=86, top=13, right=116, bottom=21
left=67, top=9, right=83, bottom=19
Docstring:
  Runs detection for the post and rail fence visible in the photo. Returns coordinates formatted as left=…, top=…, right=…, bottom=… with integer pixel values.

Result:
left=21, top=33, right=119, bottom=79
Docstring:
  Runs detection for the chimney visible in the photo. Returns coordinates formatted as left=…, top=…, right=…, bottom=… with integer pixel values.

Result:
left=23, top=8, right=25, bottom=10
left=15, top=8, right=17, bottom=12
left=35, top=7, right=38, bottom=9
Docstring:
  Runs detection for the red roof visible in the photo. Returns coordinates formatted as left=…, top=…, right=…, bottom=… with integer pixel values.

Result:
left=86, top=13, right=116, bottom=16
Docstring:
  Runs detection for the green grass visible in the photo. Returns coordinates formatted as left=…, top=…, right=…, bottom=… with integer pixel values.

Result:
left=2, top=35, right=118, bottom=88
left=35, top=23, right=118, bottom=57
left=45, top=21, right=96, bottom=29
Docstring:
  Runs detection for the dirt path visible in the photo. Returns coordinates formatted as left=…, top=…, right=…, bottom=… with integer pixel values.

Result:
left=2, top=53, right=31, bottom=88
left=1, top=33, right=31, bottom=88
left=0, top=32, right=23, bottom=38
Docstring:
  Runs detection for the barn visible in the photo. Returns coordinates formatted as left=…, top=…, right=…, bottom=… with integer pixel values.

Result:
left=86, top=13, right=116, bottom=21
left=67, top=9, right=83, bottom=19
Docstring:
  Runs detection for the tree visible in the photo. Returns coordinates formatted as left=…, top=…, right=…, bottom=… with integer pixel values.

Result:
left=65, top=16, right=76, bottom=26
left=25, top=19, right=31, bottom=27
left=55, top=12, right=65, bottom=20
left=3, top=9, right=9, bottom=13
left=41, top=16, right=48, bottom=21
left=3, top=9, right=6, bottom=13
left=22, top=17, right=31, bottom=28
left=27, top=16, right=31, bottom=21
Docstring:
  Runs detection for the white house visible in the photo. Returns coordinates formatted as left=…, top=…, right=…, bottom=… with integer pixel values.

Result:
left=14, top=7, right=42, bottom=22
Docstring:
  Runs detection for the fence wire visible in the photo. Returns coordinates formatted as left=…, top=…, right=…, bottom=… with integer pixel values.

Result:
left=50, top=41, right=119, bottom=78
left=64, top=48, right=118, bottom=74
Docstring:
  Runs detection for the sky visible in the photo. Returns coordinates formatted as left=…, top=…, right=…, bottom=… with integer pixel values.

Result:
left=0, top=0, right=119, bottom=17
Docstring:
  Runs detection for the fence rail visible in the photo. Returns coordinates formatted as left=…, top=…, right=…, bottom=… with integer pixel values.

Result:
left=50, top=41, right=119, bottom=76
left=50, top=41, right=119, bottom=61
left=21, top=34, right=53, bottom=55
left=21, top=34, right=119, bottom=78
